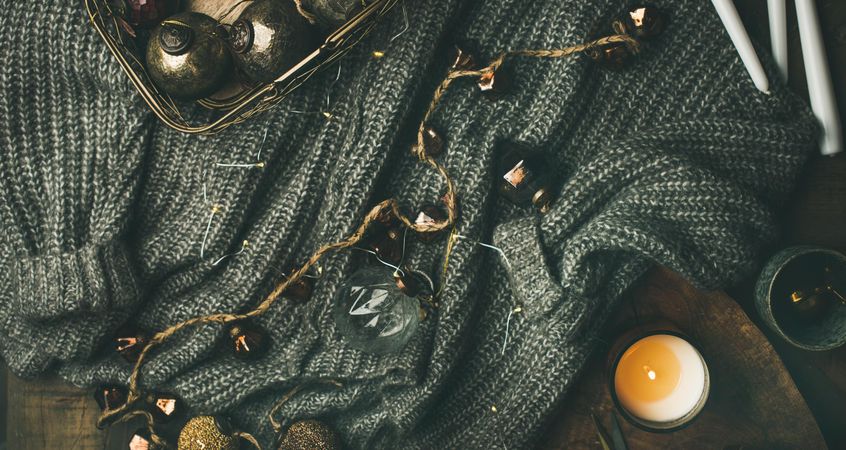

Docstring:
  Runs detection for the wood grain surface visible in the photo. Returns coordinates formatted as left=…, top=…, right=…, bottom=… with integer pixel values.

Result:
left=539, top=267, right=827, bottom=450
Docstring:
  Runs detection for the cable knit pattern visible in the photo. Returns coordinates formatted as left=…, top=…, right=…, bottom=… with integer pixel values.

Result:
left=0, top=0, right=817, bottom=448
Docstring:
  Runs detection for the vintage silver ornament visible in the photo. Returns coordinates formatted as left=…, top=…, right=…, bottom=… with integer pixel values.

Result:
left=229, top=0, right=314, bottom=83
left=146, top=12, right=233, bottom=99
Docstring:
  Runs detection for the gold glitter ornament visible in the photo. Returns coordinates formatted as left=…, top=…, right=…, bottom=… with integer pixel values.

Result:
left=178, top=416, right=240, bottom=450
left=278, top=420, right=340, bottom=450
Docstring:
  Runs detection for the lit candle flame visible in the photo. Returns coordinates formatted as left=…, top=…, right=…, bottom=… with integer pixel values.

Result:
left=644, top=365, right=657, bottom=380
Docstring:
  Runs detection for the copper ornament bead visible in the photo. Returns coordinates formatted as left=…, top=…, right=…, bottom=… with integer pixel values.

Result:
left=179, top=416, right=240, bottom=450
left=368, top=226, right=404, bottom=266
left=375, top=208, right=399, bottom=227
left=129, top=428, right=164, bottom=450
left=228, top=322, right=269, bottom=360
left=146, top=12, right=233, bottom=100
left=415, top=126, right=445, bottom=158
left=114, top=329, right=148, bottom=363
left=278, top=420, right=340, bottom=450
left=94, top=385, right=128, bottom=411
left=394, top=272, right=424, bottom=297
left=281, top=264, right=314, bottom=302
left=414, top=205, right=447, bottom=241
left=449, top=44, right=476, bottom=71
left=498, top=146, right=554, bottom=212
left=587, top=41, right=635, bottom=70
left=148, top=392, right=184, bottom=423
left=478, top=69, right=510, bottom=100
left=624, top=5, right=667, bottom=40
left=229, top=0, right=314, bottom=84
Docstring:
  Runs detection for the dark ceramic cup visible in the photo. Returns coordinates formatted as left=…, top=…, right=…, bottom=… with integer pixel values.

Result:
left=755, top=246, right=846, bottom=351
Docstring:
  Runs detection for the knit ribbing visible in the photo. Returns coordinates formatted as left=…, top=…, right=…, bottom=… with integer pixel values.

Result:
left=0, top=0, right=817, bottom=448
left=12, top=241, right=139, bottom=321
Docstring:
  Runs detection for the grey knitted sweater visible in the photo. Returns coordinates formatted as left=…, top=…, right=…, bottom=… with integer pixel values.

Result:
left=0, top=0, right=817, bottom=448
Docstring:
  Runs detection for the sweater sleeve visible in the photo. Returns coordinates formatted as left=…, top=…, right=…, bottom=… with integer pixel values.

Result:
left=493, top=105, right=817, bottom=318
left=0, top=3, right=151, bottom=376
left=489, top=0, right=821, bottom=320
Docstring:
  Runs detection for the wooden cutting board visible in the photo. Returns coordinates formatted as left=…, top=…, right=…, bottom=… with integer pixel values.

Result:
left=539, top=267, right=827, bottom=450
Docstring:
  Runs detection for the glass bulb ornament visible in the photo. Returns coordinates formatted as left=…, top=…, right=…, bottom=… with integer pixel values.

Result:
left=333, top=267, right=430, bottom=354
left=229, top=0, right=314, bottom=84
left=146, top=12, right=233, bottom=100
left=299, top=0, right=370, bottom=29
left=497, top=145, right=554, bottom=212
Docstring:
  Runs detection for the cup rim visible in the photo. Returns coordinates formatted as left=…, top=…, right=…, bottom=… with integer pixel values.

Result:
left=761, top=246, right=846, bottom=351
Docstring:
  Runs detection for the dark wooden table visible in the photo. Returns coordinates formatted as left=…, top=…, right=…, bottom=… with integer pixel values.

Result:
left=3, top=0, right=846, bottom=449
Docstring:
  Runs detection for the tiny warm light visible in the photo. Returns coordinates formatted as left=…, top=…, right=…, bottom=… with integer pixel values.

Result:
left=372, top=50, right=385, bottom=59
left=644, top=366, right=657, bottom=380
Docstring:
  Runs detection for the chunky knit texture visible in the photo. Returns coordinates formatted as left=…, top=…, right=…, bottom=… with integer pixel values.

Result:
left=0, top=0, right=817, bottom=448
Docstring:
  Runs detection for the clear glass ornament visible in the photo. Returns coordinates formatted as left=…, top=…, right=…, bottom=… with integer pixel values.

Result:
left=333, top=267, right=421, bottom=354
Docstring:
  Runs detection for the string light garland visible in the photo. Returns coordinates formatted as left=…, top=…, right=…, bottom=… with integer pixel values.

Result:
left=97, top=28, right=641, bottom=446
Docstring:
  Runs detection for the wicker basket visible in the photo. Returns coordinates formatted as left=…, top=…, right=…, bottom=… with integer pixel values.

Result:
left=85, top=0, right=400, bottom=134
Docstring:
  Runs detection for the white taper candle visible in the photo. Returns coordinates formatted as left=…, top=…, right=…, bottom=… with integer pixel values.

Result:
left=796, top=0, right=843, bottom=155
left=768, top=0, right=789, bottom=81
left=711, top=0, right=771, bottom=94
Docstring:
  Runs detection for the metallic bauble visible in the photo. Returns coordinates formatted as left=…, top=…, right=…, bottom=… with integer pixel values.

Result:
left=178, top=416, right=240, bottom=450
left=229, top=0, right=313, bottom=83
left=146, top=12, right=233, bottom=100
left=278, top=420, right=340, bottom=450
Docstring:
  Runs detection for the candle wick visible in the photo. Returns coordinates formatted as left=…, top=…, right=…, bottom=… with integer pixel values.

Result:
left=643, top=365, right=657, bottom=380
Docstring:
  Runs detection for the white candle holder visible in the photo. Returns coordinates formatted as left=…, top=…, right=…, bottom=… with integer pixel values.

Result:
left=607, top=325, right=711, bottom=433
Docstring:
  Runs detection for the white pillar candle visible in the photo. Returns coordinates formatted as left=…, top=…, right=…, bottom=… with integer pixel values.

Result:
left=613, top=333, right=709, bottom=426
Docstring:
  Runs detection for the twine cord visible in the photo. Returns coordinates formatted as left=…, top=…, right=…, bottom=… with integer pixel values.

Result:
left=235, top=431, right=263, bottom=449
left=269, top=381, right=343, bottom=433
left=96, top=30, right=637, bottom=435
left=293, top=0, right=319, bottom=24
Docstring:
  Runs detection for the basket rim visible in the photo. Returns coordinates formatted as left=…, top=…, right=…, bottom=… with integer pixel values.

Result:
left=84, top=0, right=398, bottom=134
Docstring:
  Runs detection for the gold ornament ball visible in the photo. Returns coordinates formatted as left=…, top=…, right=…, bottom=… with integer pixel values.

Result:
left=278, top=420, right=340, bottom=450
left=178, top=416, right=240, bottom=450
